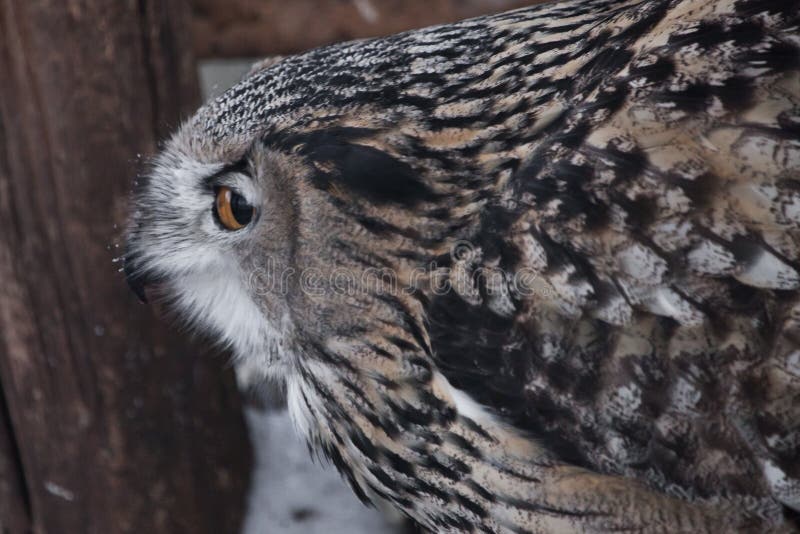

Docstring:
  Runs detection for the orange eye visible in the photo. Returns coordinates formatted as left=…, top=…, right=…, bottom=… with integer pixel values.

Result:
left=215, top=186, right=254, bottom=231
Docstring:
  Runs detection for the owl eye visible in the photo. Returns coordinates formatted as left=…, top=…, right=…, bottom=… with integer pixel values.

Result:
left=215, top=186, right=254, bottom=230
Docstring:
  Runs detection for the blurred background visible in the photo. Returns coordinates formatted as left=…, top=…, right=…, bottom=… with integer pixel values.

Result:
left=0, top=1, right=534, bottom=533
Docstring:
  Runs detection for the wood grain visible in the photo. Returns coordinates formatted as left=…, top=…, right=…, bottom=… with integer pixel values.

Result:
left=190, top=0, right=543, bottom=58
left=0, top=1, right=251, bottom=532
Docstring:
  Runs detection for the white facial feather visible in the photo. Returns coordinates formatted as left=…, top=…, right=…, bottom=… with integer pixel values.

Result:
left=128, top=141, right=289, bottom=376
left=170, top=267, right=282, bottom=369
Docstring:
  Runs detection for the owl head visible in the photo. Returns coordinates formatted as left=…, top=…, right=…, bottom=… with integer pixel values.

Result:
left=124, top=116, right=302, bottom=380
left=123, top=32, right=456, bottom=382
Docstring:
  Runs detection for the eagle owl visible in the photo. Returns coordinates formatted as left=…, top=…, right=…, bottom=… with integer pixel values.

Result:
left=125, top=0, right=800, bottom=531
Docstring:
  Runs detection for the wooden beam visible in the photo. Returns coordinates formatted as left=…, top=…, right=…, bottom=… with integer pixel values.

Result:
left=0, top=384, right=30, bottom=533
left=190, top=0, right=542, bottom=58
left=0, top=1, right=251, bottom=533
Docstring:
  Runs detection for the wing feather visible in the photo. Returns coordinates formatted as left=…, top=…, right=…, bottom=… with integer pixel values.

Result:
left=429, top=0, right=800, bottom=520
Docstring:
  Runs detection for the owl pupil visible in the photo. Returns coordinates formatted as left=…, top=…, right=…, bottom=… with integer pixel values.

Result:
left=230, top=192, right=253, bottom=225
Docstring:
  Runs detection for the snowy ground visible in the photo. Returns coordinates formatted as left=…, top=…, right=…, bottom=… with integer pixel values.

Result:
left=200, top=60, right=405, bottom=534
left=240, top=407, right=402, bottom=534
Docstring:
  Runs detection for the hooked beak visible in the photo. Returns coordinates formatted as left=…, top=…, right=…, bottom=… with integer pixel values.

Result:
left=123, top=251, right=150, bottom=304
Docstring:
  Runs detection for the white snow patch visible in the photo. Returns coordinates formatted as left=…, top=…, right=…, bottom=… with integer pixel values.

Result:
left=241, top=407, right=402, bottom=534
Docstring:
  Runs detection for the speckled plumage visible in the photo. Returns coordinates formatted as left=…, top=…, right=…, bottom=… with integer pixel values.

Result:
left=126, top=0, right=800, bottom=531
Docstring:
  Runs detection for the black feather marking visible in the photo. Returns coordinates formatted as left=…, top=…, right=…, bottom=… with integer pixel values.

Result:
left=673, top=172, right=720, bottom=209
left=459, top=415, right=497, bottom=443
left=615, top=1, right=671, bottom=41
left=714, top=75, right=756, bottom=112
left=387, top=335, right=421, bottom=354
left=611, top=193, right=658, bottom=229
left=736, top=38, right=800, bottom=74
left=375, top=294, right=433, bottom=356
left=555, top=120, right=593, bottom=149
left=777, top=111, right=800, bottom=138
left=579, top=47, right=635, bottom=91
left=331, top=236, right=395, bottom=269
left=680, top=21, right=730, bottom=47
left=735, top=0, right=800, bottom=18
left=368, top=464, right=397, bottom=488
left=404, top=355, right=434, bottom=384
left=287, top=127, right=442, bottom=207
left=501, top=496, right=610, bottom=518
left=406, top=478, right=453, bottom=503
left=201, top=158, right=251, bottom=189
left=445, top=432, right=483, bottom=459
left=454, top=492, right=489, bottom=518
left=440, top=513, right=473, bottom=531
left=387, top=398, right=435, bottom=427
left=654, top=82, right=713, bottom=113
left=313, top=143, right=436, bottom=206
left=325, top=443, right=372, bottom=505
left=628, top=55, right=675, bottom=85
left=349, top=428, right=379, bottom=461
left=383, top=449, right=417, bottom=478
left=421, top=455, right=463, bottom=481
left=466, top=479, right=497, bottom=503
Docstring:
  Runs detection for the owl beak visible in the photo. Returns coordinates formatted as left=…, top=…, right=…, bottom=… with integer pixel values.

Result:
left=123, top=253, right=150, bottom=304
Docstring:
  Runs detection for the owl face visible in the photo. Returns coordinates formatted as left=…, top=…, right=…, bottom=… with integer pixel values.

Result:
left=123, top=37, right=439, bottom=383
left=124, top=125, right=306, bottom=380
left=123, top=32, right=474, bottom=379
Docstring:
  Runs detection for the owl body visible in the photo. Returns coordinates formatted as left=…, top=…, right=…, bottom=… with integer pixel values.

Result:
left=126, top=0, right=800, bottom=531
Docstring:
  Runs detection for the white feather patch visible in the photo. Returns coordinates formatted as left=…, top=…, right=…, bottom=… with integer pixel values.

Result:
left=687, top=239, right=737, bottom=276
left=734, top=248, right=800, bottom=290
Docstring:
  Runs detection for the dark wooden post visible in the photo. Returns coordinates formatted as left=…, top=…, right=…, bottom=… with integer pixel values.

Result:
left=0, top=2, right=251, bottom=533
left=189, top=0, right=540, bottom=58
